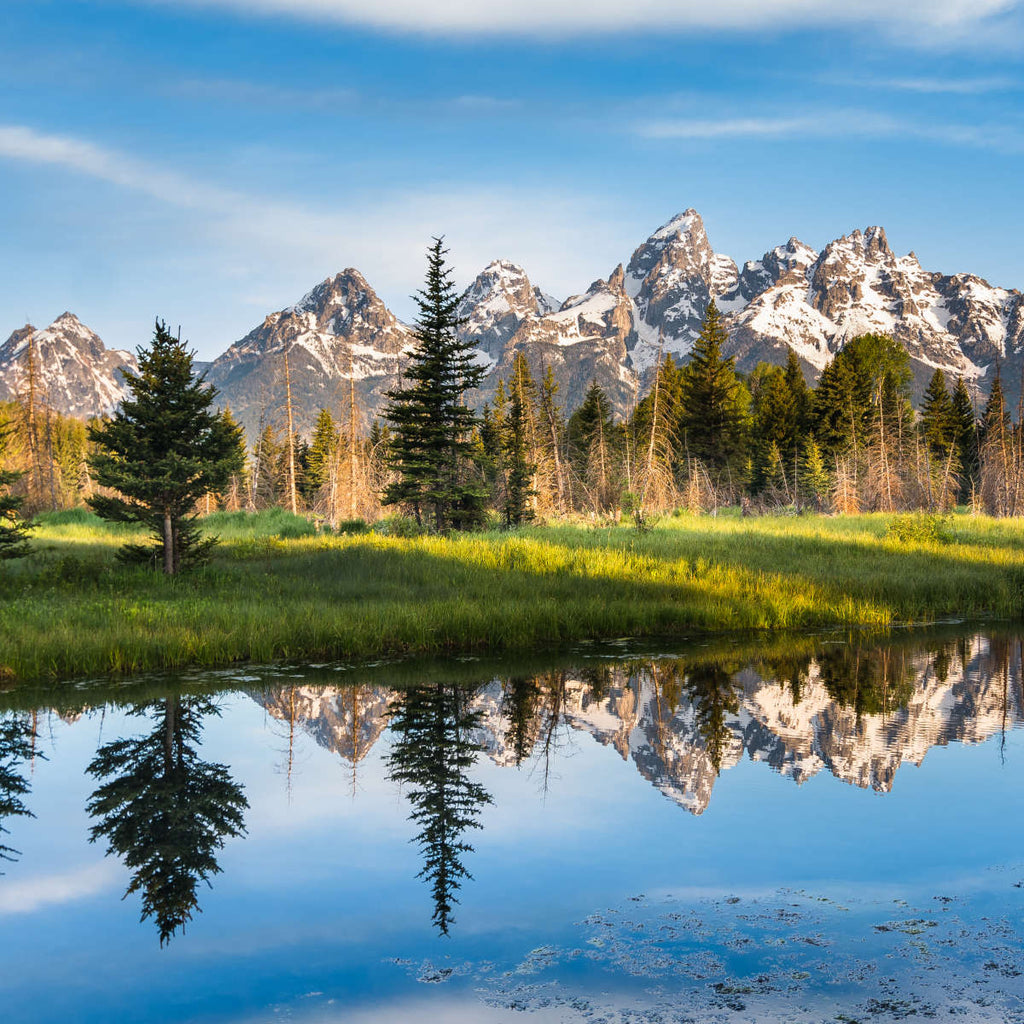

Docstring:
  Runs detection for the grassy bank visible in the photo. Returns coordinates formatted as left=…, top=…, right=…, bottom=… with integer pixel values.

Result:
left=2, top=508, right=1023, bottom=682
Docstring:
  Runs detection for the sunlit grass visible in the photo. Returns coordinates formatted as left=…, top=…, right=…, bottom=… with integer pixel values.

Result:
left=2, top=509, right=1022, bottom=682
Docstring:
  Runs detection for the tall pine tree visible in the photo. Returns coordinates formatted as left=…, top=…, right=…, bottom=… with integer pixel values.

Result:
left=502, top=352, right=537, bottom=526
left=678, top=300, right=748, bottom=489
left=88, top=320, right=245, bottom=574
left=384, top=239, right=486, bottom=531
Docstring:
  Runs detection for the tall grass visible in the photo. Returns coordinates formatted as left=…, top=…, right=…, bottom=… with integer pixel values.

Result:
left=2, top=510, right=1022, bottom=683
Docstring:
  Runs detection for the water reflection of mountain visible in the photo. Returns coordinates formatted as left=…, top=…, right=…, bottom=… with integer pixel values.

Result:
left=252, top=635, right=1022, bottom=815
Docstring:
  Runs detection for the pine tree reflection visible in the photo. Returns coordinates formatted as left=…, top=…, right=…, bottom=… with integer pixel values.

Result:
left=387, top=683, right=492, bottom=935
left=0, top=713, right=39, bottom=870
left=681, top=663, right=741, bottom=774
left=86, top=696, right=248, bottom=946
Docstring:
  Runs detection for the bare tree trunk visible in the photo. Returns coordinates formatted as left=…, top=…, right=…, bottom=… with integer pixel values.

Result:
left=284, top=350, right=298, bottom=515
left=163, top=512, right=175, bottom=575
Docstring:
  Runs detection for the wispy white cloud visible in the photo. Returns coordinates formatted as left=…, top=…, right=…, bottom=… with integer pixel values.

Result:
left=134, top=0, right=1020, bottom=40
left=0, top=862, right=121, bottom=915
left=635, top=110, right=1024, bottom=151
left=0, top=123, right=633, bottom=331
left=821, top=74, right=1019, bottom=95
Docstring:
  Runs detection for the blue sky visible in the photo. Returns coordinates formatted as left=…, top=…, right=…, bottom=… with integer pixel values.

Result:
left=2, top=0, right=1023, bottom=359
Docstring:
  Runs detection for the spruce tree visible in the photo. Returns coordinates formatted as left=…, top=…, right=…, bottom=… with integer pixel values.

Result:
left=305, top=408, right=338, bottom=495
left=799, top=439, right=831, bottom=511
left=0, top=415, right=31, bottom=559
left=386, top=683, right=492, bottom=935
left=950, top=376, right=979, bottom=501
left=920, top=368, right=953, bottom=456
left=502, top=353, right=537, bottom=526
left=567, top=381, right=618, bottom=511
left=0, top=714, right=38, bottom=869
left=88, top=321, right=245, bottom=574
left=87, top=697, right=248, bottom=945
left=678, top=300, right=748, bottom=487
left=384, top=239, right=486, bottom=531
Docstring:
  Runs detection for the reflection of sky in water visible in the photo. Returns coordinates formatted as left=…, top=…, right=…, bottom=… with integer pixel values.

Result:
left=1, top=636, right=1023, bottom=1023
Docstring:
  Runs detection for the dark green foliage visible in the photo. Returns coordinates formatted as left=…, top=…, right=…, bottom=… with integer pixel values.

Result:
left=920, top=369, right=954, bottom=456
left=981, top=366, right=1010, bottom=443
left=681, top=663, right=740, bottom=774
left=812, top=333, right=913, bottom=456
left=305, top=408, right=338, bottom=495
left=816, top=645, right=915, bottom=716
left=748, top=350, right=808, bottom=495
left=500, top=677, right=544, bottom=766
left=503, top=353, right=537, bottom=526
left=384, top=239, right=487, bottom=531
left=86, top=696, right=248, bottom=946
left=386, top=683, right=492, bottom=935
left=252, top=422, right=284, bottom=508
left=949, top=377, right=979, bottom=501
left=0, top=714, right=38, bottom=868
left=799, top=439, right=830, bottom=510
left=0, top=416, right=31, bottom=560
left=87, top=320, right=245, bottom=573
left=567, top=381, right=619, bottom=510
left=567, top=381, right=615, bottom=462
left=678, top=301, right=749, bottom=483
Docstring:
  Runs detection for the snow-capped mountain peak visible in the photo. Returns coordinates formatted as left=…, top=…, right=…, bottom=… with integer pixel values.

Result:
left=0, top=313, right=136, bottom=416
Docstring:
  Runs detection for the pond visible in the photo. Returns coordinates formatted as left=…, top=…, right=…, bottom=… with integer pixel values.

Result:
left=1, top=626, right=1023, bottom=1023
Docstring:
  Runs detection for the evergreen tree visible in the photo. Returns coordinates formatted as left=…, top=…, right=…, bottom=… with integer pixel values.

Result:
left=799, top=439, right=831, bottom=511
left=502, top=353, right=537, bottom=526
left=979, top=366, right=1014, bottom=515
left=305, top=408, right=338, bottom=495
left=0, top=414, right=31, bottom=559
left=0, top=714, right=39, bottom=869
left=567, top=381, right=618, bottom=511
left=681, top=663, right=740, bottom=774
left=384, top=239, right=486, bottom=531
left=678, top=301, right=748, bottom=487
left=386, top=683, right=492, bottom=935
left=252, top=422, right=284, bottom=509
left=920, top=368, right=954, bottom=456
left=86, top=696, right=248, bottom=946
left=537, top=364, right=569, bottom=513
left=87, top=321, right=245, bottom=574
left=950, top=376, right=979, bottom=501
left=748, top=356, right=804, bottom=495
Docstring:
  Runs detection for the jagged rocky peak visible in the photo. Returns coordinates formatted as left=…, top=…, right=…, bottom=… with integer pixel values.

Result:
left=0, top=312, right=136, bottom=417
left=457, top=259, right=558, bottom=358
left=624, top=209, right=738, bottom=374
left=206, top=269, right=415, bottom=436
left=279, top=268, right=402, bottom=340
left=734, top=237, right=819, bottom=300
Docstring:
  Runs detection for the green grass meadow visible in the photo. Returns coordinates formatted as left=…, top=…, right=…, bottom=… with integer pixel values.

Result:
left=1, top=508, right=1022, bottom=682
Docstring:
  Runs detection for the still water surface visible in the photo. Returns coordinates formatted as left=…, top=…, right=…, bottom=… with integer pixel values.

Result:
left=1, top=627, right=1023, bottom=1023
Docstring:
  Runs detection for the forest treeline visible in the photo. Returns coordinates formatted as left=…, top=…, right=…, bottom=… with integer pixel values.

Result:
left=2, top=297, right=1022, bottom=529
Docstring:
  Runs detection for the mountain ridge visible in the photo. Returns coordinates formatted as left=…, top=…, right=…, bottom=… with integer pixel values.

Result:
left=3, top=209, right=1021, bottom=432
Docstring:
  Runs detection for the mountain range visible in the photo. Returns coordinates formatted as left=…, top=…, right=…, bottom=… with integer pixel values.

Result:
left=254, top=635, right=1021, bottom=816
left=3, top=210, right=1021, bottom=435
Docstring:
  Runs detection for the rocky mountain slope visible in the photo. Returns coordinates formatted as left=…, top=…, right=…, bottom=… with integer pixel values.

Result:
left=205, top=269, right=414, bottom=436
left=0, top=312, right=136, bottom=417
left=7, top=209, right=1021, bottom=428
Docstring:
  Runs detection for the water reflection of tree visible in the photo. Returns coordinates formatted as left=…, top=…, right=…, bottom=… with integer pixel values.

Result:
left=86, top=696, right=248, bottom=946
left=681, top=664, right=741, bottom=773
left=816, top=646, right=915, bottom=717
left=0, top=713, right=39, bottom=870
left=387, top=683, right=492, bottom=936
